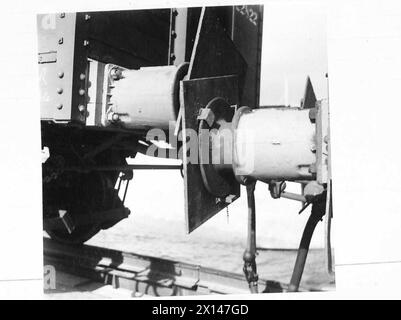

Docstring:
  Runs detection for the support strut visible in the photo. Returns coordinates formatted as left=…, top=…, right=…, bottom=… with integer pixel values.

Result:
left=242, top=181, right=259, bottom=293
left=288, top=192, right=326, bottom=292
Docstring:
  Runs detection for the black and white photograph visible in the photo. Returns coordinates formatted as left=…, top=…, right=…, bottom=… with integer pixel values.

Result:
left=1, top=0, right=401, bottom=303
left=38, top=3, right=333, bottom=298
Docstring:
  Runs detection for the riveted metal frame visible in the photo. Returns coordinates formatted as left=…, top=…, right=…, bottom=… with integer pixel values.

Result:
left=38, top=13, right=77, bottom=122
left=39, top=9, right=174, bottom=125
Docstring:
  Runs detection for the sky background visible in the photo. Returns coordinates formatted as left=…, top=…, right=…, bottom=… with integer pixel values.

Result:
left=260, top=1, right=328, bottom=106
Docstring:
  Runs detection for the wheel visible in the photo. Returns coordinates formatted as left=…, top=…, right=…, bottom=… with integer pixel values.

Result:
left=41, top=125, right=133, bottom=245
left=43, top=170, right=114, bottom=245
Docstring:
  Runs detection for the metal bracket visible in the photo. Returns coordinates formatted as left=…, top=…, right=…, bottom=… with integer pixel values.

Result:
left=316, top=99, right=330, bottom=184
left=197, top=108, right=215, bottom=127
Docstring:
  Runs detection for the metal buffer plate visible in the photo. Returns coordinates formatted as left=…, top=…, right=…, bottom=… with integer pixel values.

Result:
left=231, top=5, right=264, bottom=108
left=181, top=75, right=240, bottom=233
left=187, top=7, right=247, bottom=92
left=198, top=97, right=237, bottom=197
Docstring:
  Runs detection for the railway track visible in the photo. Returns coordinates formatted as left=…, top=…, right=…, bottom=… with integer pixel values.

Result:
left=43, top=237, right=290, bottom=296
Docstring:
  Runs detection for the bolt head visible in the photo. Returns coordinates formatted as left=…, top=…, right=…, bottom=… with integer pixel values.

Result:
left=110, top=68, right=123, bottom=80
left=79, top=89, right=85, bottom=96
left=78, top=105, right=85, bottom=112
left=58, top=38, right=63, bottom=44
left=56, top=87, right=63, bottom=94
left=112, top=113, right=120, bottom=121
left=56, top=103, right=63, bottom=110
left=58, top=71, right=64, bottom=78
left=79, top=73, right=86, bottom=80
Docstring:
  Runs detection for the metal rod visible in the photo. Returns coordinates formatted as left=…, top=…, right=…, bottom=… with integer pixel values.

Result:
left=242, top=181, right=259, bottom=294
left=46, top=164, right=183, bottom=172
left=281, top=191, right=307, bottom=202
left=122, top=179, right=130, bottom=203
left=43, top=237, right=287, bottom=295
left=288, top=195, right=326, bottom=292
left=247, top=182, right=257, bottom=254
left=325, top=180, right=334, bottom=275
left=113, top=177, right=123, bottom=207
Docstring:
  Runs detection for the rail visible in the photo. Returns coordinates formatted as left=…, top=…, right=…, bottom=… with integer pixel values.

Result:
left=43, top=237, right=288, bottom=296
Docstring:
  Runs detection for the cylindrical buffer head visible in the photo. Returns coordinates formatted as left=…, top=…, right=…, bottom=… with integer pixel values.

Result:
left=106, top=63, right=188, bottom=130
left=232, top=107, right=316, bottom=182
